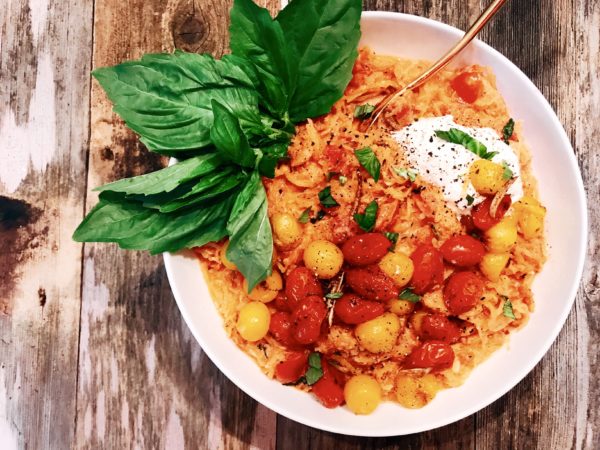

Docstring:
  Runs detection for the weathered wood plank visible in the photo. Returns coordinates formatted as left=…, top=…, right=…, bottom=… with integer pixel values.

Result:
left=0, top=0, right=93, bottom=448
left=77, top=0, right=278, bottom=448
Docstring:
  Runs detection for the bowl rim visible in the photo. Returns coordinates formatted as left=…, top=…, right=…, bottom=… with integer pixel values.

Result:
left=164, top=11, right=588, bottom=436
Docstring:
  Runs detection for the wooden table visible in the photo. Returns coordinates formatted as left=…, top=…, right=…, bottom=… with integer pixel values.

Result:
left=1, top=0, right=598, bottom=448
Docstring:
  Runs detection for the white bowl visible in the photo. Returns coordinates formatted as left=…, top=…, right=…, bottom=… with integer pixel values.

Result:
left=164, top=12, right=587, bottom=436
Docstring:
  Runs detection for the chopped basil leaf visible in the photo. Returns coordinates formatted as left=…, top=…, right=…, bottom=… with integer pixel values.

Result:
left=325, top=292, right=344, bottom=299
left=399, top=288, right=421, bottom=303
left=338, top=175, right=348, bottom=186
left=393, top=166, right=418, bottom=182
left=502, top=297, right=516, bottom=319
left=354, top=103, right=375, bottom=120
left=310, top=210, right=327, bottom=224
left=298, top=207, right=312, bottom=224
left=318, top=186, right=339, bottom=208
left=502, top=161, right=513, bottom=180
left=353, top=200, right=378, bottom=232
left=305, top=352, right=323, bottom=385
left=466, top=194, right=475, bottom=206
left=384, top=231, right=399, bottom=250
left=503, top=118, right=515, bottom=144
left=435, top=128, right=498, bottom=160
left=354, top=147, right=381, bottom=182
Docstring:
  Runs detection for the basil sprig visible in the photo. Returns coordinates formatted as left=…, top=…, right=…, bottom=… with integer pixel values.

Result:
left=435, top=128, right=498, bottom=160
left=502, top=118, right=515, bottom=144
left=354, top=200, right=378, bottom=232
left=73, top=0, right=362, bottom=291
left=354, top=147, right=381, bottom=181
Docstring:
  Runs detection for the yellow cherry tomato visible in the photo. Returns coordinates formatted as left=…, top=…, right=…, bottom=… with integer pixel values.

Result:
left=303, top=240, right=344, bottom=279
left=396, top=373, right=442, bottom=409
left=272, top=213, right=303, bottom=249
left=344, top=375, right=382, bottom=415
left=480, top=252, right=510, bottom=281
left=378, top=252, right=414, bottom=288
left=236, top=302, right=270, bottom=342
left=243, top=270, right=283, bottom=303
left=355, top=312, right=401, bottom=353
left=485, top=217, right=518, bottom=253
left=409, top=310, right=428, bottom=335
left=388, top=299, right=415, bottom=316
left=469, top=159, right=506, bottom=195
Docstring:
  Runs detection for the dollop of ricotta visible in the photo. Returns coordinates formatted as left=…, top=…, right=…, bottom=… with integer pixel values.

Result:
left=392, top=115, right=523, bottom=213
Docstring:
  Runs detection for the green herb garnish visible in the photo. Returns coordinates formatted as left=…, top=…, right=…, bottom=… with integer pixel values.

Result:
left=393, top=167, right=418, bottom=182
left=305, top=352, right=324, bottom=385
left=502, top=118, right=515, bottom=144
left=298, top=207, right=312, bottom=224
left=354, top=200, right=378, bottom=232
left=326, top=171, right=338, bottom=181
left=502, top=161, right=513, bottom=180
left=435, top=128, right=498, bottom=160
left=354, top=147, right=381, bottom=182
left=354, top=103, right=375, bottom=120
left=318, top=186, right=340, bottom=208
left=384, top=231, right=399, bottom=250
left=325, top=292, right=344, bottom=299
left=310, top=210, right=327, bottom=224
left=466, top=194, right=475, bottom=206
left=399, top=288, right=421, bottom=303
left=502, top=297, right=516, bottom=319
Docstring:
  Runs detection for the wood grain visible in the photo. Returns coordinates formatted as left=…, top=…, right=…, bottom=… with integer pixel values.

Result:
left=0, top=0, right=598, bottom=449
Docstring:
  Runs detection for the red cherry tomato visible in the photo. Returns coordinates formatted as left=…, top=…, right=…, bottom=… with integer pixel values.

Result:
left=311, top=359, right=345, bottom=408
left=440, top=235, right=486, bottom=267
left=471, top=195, right=511, bottom=231
left=443, top=271, right=484, bottom=315
left=334, top=293, right=385, bottom=325
left=410, top=244, right=444, bottom=294
left=291, top=295, right=327, bottom=345
left=451, top=70, right=484, bottom=104
left=404, top=342, right=455, bottom=370
left=275, top=351, right=309, bottom=384
left=269, top=311, right=300, bottom=348
left=341, top=233, right=391, bottom=266
left=285, top=267, right=323, bottom=310
left=345, top=265, right=399, bottom=301
left=273, top=292, right=291, bottom=312
left=420, top=314, right=461, bottom=344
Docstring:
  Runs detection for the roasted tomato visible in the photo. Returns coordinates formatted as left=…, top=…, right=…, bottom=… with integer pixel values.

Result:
left=443, top=271, right=485, bottom=315
left=410, top=244, right=444, bottom=294
left=334, top=293, right=385, bottom=325
left=269, top=311, right=299, bottom=348
left=440, top=235, right=486, bottom=267
left=291, top=295, right=327, bottom=345
left=341, top=233, right=391, bottom=266
left=404, top=342, right=455, bottom=370
left=311, top=359, right=345, bottom=408
left=275, top=351, right=309, bottom=384
left=451, top=69, right=484, bottom=104
left=273, top=292, right=291, bottom=312
left=345, top=265, right=399, bottom=301
left=420, top=314, right=461, bottom=344
left=471, top=195, right=511, bottom=231
left=285, top=267, right=323, bottom=310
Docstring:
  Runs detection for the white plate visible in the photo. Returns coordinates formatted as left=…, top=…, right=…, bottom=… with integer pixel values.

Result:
left=164, top=12, right=587, bottom=436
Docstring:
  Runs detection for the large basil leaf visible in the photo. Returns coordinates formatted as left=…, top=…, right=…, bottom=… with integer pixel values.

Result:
left=210, top=100, right=256, bottom=168
left=95, top=153, right=222, bottom=196
left=276, top=0, right=361, bottom=122
left=93, top=51, right=264, bottom=153
left=229, top=0, right=292, bottom=117
left=73, top=192, right=234, bottom=254
left=226, top=171, right=273, bottom=291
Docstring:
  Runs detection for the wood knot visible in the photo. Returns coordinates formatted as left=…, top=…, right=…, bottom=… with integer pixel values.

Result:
left=172, top=12, right=206, bottom=52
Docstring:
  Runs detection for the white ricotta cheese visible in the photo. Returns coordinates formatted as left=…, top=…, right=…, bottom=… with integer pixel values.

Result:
left=392, top=115, right=523, bottom=213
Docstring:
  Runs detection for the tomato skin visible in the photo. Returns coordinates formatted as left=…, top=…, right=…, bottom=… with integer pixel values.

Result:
left=269, top=311, right=300, bottom=348
left=345, top=265, right=399, bottom=301
left=341, top=233, right=391, bottom=266
left=440, top=235, right=486, bottom=267
left=451, top=70, right=484, bottom=104
left=443, top=271, right=485, bottom=315
left=334, top=294, right=385, bottom=325
left=420, top=314, right=461, bottom=344
left=471, top=196, right=511, bottom=231
left=291, top=295, right=327, bottom=345
left=311, top=359, right=345, bottom=408
left=273, top=292, right=291, bottom=312
left=404, top=342, right=455, bottom=370
left=410, top=244, right=444, bottom=295
left=285, top=267, right=323, bottom=310
left=275, top=351, right=309, bottom=384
